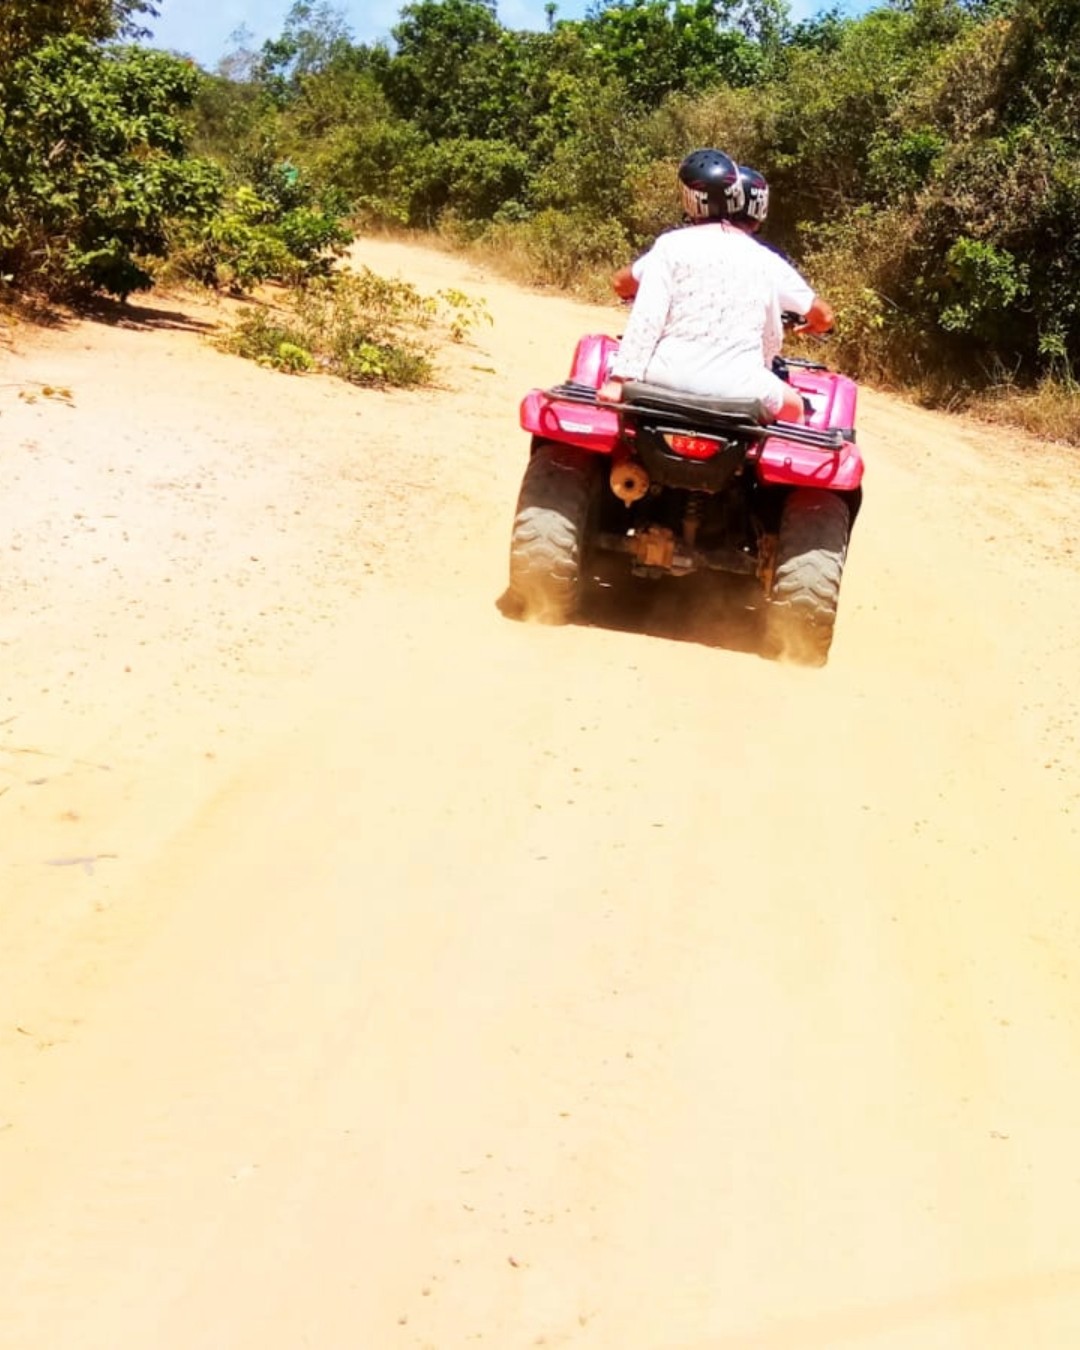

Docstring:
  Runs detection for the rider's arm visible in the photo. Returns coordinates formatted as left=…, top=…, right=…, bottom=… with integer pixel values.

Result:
left=612, top=250, right=653, bottom=302
left=763, top=247, right=834, bottom=333
left=609, top=246, right=671, bottom=384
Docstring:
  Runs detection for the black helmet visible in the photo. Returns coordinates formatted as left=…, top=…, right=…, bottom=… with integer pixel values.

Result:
left=731, top=165, right=769, bottom=230
left=677, top=148, right=745, bottom=222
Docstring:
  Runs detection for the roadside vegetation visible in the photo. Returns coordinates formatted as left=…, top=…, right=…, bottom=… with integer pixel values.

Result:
left=218, top=269, right=490, bottom=384
left=2, top=0, right=1080, bottom=431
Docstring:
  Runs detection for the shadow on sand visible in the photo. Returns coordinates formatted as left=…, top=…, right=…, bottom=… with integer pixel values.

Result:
left=499, top=562, right=772, bottom=661
left=4, top=290, right=220, bottom=337
left=580, top=565, right=770, bottom=659
left=79, top=294, right=219, bottom=334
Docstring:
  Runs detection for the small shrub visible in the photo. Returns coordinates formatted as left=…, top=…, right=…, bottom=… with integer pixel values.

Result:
left=977, top=371, right=1080, bottom=446
left=273, top=341, right=315, bottom=373
left=437, top=287, right=493, bottom=343
left=219, top=308, right=310, bottom=367
left=218, top=265, right=490, bottom=388
left=337, top=340, right=430, bottom=387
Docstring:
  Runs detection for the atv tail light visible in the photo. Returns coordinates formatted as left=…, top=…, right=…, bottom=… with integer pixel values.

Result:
left=663, top=432, right=722, bottom=460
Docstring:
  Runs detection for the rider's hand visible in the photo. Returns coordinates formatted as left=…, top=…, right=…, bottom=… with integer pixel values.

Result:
left=597, top=378, right=625, bottom=404
left=802, top=297, right=835, bottom=335
left=612, top=265, right=639, bottom=302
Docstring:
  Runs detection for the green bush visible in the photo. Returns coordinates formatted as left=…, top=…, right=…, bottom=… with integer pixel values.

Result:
left=168, top=173, right=351, bottom=292
left=0, top=36, right=222, bottom=297
left=799, top=206, right=925, bottom=384
left=221, top=308, right=313, bottom=370
left=173, top=209, right=295, bottom=291
left=220, top=267, right=490, bottom=388
left=409, top=137, right=530, bottom=226
left=938, top=236, right=1029, bottom=338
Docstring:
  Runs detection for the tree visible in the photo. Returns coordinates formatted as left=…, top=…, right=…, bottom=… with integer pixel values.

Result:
left=999, top=0, right=1080, bottom=125
left=584, top=0, right=768, bottom=105
left=256, top=1, right=355, bottom=100
left=0, top=37, right=221, bottom=295
left=0, top=0, right=158, bottom=61
left=382, top=0, right=520, bottom=140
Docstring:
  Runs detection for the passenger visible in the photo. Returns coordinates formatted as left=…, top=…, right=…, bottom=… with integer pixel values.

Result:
left=600, top=149, right=805, bottom=423
left=612, top=163, right=834, bottom=337
left=725, top=165, right=835, bottom=335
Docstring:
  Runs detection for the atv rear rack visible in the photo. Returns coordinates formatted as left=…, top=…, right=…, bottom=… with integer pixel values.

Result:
left=545, top=381, right=847, bottom=453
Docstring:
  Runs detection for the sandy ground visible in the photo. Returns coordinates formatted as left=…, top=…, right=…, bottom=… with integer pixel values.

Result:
left=2, top=236, right=1080, bottom=1349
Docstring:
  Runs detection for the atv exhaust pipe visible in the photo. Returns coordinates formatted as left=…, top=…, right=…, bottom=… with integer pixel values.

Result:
left=610, top=457, right=649, bottom=505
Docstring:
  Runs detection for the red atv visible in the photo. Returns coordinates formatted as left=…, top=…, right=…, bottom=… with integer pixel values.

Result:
left=507, top=329, right=864, bottom=665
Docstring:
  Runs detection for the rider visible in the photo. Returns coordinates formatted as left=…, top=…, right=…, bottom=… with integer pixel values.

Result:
left=726, top=165, right=835, bottom=335
left=612, top=162, right=834, bottom=337
left=600, top=149, right=805, bottom=423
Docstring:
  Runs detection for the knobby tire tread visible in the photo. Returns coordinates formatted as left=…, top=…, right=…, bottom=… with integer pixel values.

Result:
left=509, top=442, right=598, bottom=624
left=768, top=489, right=851, bottom=665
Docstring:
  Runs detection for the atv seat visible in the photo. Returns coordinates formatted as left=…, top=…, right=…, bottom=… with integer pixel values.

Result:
left=621, top=382, right=769, bottom=426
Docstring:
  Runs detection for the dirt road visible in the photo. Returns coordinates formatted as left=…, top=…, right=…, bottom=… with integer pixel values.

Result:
left=2, top=237, right=1080, bottom=1349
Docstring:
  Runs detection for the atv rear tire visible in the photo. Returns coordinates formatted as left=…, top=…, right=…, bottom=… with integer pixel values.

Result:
left=508, top=442, right=599, bottom=624
left=766, top=489, right=851, bottom=666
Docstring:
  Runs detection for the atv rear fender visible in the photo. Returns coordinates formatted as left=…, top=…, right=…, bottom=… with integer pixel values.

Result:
left=789, top=368, right=858, bottom=437
left=519, top=389, right=621, bottom=454
left=755, top=435, right=863, bottom=491
left=567, top=333, right=621, bottom=387
left=519, top=333, right=622, bottom=453
left=519, top=332, right=865, bottom=487
left=560, top=333, right=860, bottom=433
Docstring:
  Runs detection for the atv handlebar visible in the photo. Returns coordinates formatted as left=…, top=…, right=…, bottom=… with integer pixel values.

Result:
left=778, top=354, right=829, bottom=373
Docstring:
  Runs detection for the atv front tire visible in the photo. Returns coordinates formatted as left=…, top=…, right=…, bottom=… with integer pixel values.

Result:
left=508, top=442, right=599, bottom=624
left=766, top=489, right=851, bottom=666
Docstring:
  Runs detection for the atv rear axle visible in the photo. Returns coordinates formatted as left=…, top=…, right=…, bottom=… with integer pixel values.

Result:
left=597, top=527, right=760, bottom=578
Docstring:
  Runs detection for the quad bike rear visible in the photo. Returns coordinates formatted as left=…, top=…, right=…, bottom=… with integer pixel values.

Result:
left=508, top=332, right=863, bottom=666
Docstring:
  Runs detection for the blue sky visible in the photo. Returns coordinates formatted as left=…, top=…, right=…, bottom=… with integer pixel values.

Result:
left=148, top=0, right=878, bottom=69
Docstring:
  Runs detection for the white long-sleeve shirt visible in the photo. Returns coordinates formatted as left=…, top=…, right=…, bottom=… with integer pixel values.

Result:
left=613, top=222, right=808, bottom=413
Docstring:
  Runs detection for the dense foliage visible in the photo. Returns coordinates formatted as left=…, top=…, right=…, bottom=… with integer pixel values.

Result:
left=179, top=0, right=1079, bottom=393
left=0, top=0, right=348, bottom=296
left=0, top=36, right=221, bottom=296
left=0, top=0, right=158, bottom=61
left=3, top=0, right=1079, bottom=404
